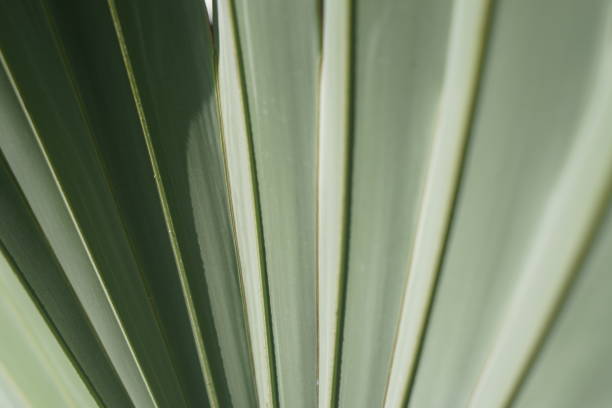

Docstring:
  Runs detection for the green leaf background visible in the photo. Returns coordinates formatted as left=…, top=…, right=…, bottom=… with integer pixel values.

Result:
left=1, top=0, right=611, bottom=407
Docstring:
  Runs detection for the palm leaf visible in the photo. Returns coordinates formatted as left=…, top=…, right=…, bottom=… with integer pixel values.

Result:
left=1, top=0, right=611, bottom=407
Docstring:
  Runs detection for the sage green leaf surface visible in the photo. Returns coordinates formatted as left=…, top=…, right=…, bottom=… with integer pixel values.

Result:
left=317, top=1, right=353, bottom=406
left=216, top=1, right=276, bottom=405
left=409, top=1, right=612, bottom=406
left=228, top=2, right=319, bottom=406
left=0, top=250, right=96, bottom=408
left=384, top=1, right=493, bottom=405
left=513, top=201, right=612, bottom=408
left=0, top=367, right=29, bottom=408
left=318, top=1, right=456, bottom=407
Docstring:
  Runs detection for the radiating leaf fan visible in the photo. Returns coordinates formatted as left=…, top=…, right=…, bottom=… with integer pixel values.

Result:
left=1, top=0, right=611, bottom=407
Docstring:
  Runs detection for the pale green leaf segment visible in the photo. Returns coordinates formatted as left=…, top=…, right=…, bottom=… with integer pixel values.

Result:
left=513, top=204, right=612, bottom=408
left=468, top=11, right=612, bottom=405
left=408, top=1, right=612, bottom=407
left=227, top=1, right=320, bottom=407
left=317, top=0, right=353, bottom=406
left=384, top=0, right=493, bottom=405
left=0, top=251, right=96, bottom=408
left=318, top=0, right=457, bottom=407
left=0, top=364, right=30, bottom=408
left=216, top=0, right=276, bottom=406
